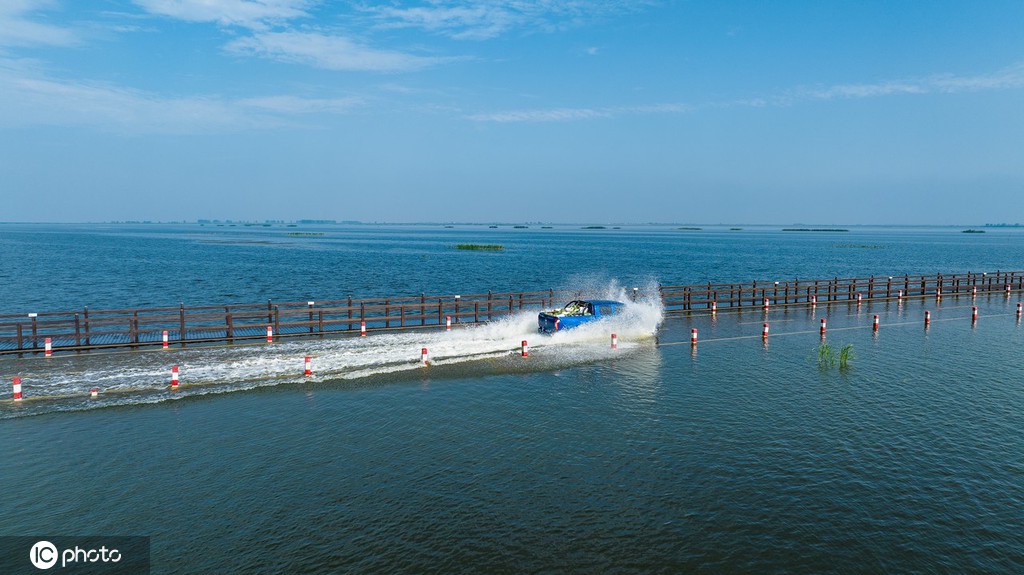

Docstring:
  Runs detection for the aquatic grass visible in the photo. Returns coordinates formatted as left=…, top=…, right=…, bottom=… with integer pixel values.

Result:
left=812, top=343, right=854, bottom=371
left=454, top=244, right=504, bottom=251
left=838, top=344, right=854, bottom=370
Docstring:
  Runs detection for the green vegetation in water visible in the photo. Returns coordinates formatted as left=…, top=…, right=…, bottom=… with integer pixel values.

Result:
left=813, top=342, right=854, bottom=370
left=287, top=232, right=325, bottom=237
left=454, top=244, right=504, bottom=251
left=834, top=244, right=884, bottom=249
left=582, top=226, right=606, bottom=229
left=961, top=229, right=986, bottom=234
left=783, top=228, right=850, bottom=232
left=677, top=227, right=703, bottom=231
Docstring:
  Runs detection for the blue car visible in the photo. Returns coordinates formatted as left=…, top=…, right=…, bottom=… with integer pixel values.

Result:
left=538, top=299, right=625, bottom=333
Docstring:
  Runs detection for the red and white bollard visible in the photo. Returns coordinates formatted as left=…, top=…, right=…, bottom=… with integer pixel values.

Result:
left=762, top=323, right=770, bottom=339
left=12, top=377, right=23, bottom=401
left=360, top=321, right=366, bottom=337
left=171, top=365, right=179, bottom=390
left=162, top=330, right=169, bottom=349
left=446, top=316, right=451, bottom=331
left=1007, top=284, right=1012, bottom=297
left=611, top=333, right=618, bottom=350
left=925, top=311, right=931, bottom=326
left=972, top=306, right=978, bottom=323
left=421, top=347, right=429, bottom=365
left=857, top=293, right=863, bottom=305
left=521, top=340, right=529, bottom=357
left=936, top=287, right=942, bottom=300
left=304, top=356, right=312, bottom=376
left=90, top=388, right=99, bottom=398
left=1017, top=302, right=1022, bottom=318
left=266, top=326, right=273, bottom=343
left=711, top=301, right=717, bottom=314
left=820, top=318, right=827, bottom=337
left=873, top=315, right=879, bottom=332
left=44, top=337, right=52, bottom=357
left=763, top=298, right=769, bottom=312
left=898, top=290, right=903, bottom=301
left=972, top=286, right=977, bottom=298
left=691, top=328, right=698, bottom=346
left=811, top=295, right=817, bottom=307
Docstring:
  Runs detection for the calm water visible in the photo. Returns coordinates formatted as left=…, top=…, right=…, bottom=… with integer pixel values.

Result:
left=2, top=223, right=1024, bottom=573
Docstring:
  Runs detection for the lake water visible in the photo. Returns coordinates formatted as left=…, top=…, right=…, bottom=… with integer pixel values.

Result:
left=2, top=223, right=1024, bottom=573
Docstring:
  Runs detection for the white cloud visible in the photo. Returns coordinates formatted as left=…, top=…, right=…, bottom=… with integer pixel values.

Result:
left=239, top=94, right=362, bottom=114
left=225, top=30, right=453, bottom=71
left=468, top=63, right=1024, bottom=123
left=367, top=3, right=521, bottom=41
left=132, top=0, right=311, bottom=29
left=931, top=62, right=1024, bottom=93
left=365, top=1, right=651, bottom=41
left=468, top=103, right=689, bottom=122
left=0, top=59, right=361, bottom=133
left=803, top=63, right=1024, bottom=101
left=0, top=0, right=79, bottom=47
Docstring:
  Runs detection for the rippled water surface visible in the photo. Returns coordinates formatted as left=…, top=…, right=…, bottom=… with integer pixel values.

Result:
left=2, top=224, right=1024, bottom=573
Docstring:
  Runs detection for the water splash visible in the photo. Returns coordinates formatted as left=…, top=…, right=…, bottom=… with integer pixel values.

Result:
left=0, top=281, right=664, bottom=418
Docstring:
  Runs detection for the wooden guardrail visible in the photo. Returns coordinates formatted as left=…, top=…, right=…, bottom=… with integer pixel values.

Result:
left=2, top=271, right=1021, bottom=355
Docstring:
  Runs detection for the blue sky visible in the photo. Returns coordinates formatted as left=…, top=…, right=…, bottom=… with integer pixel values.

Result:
left=1, top=1, right=1022, bottom=224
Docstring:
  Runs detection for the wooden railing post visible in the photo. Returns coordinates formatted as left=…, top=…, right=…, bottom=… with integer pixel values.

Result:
left=225, top=307, right=234, bottom=343
left=179, top=304, right=186, bottom=347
